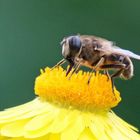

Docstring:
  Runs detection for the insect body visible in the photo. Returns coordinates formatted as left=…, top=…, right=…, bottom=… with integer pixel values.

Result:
left=54, top=35, right=140, bottom=89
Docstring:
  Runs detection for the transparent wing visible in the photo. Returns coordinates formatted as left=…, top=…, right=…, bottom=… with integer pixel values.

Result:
left=97, top=40, right=140, bottom=60
left=112, top=47, right=140, bottom=60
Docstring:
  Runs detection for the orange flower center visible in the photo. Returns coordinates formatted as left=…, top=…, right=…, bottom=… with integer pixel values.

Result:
left=34, top=67, right=121, bottom=110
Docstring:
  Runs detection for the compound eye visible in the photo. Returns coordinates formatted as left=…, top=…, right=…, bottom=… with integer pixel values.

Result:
left=69, top=36, right=81, bottom=50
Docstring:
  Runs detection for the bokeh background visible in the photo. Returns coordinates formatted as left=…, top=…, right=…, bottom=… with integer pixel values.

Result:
left=0, top=0, right=140, bottom=128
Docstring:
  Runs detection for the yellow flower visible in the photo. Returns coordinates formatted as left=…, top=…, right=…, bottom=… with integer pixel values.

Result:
left=0, top=67, right=140, bottom=140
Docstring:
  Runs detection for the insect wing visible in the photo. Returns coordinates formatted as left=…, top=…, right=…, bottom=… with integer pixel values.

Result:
left=111, top=47, right=140, bottom=60
left=97, top=44, right=140, bottom=60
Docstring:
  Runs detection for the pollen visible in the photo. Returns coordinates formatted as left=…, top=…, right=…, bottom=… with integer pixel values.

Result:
left=34, top=67, right=121, bottom=110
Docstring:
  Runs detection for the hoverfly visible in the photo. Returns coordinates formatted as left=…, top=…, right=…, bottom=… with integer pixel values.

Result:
left=53, top=35, right=140, bottom=91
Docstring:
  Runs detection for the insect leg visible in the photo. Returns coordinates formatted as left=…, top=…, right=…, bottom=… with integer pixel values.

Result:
left=87, top=69, right=96, bottom=84
left=111, top=68, right=124, bottom=92
left=104, top=70, right=110, bottom=80
left=87, top=57, right=105, bottom=84
left=52, top=59, right=66, bottom=69
left=66, top=63, right=74, bottom=76
left=101, top=64, right=125, bottom=93
left=111, top=68, right=124, bottom=78
left=101, top=63, right=125, bottom=79
left=101, top=64, right=126, bottom=69
left=68, top=62, right=81, bottom=80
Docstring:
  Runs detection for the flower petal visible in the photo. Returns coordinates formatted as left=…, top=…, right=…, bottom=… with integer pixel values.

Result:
left=78, top=128, right=97, bottom=140
left=0, top=119, right=29, bottom=137
left=48, top=134, right=60, bottom=140
left=49, top=109, right=74, bottom=133
left=0, top=136, right=7, bottom=140
left=107, top=112, right=140, bottom=140
left=24, top=111, right=59, bottom=138
left=0, top=99, right=40, bottom=123
left=24, top=107, right=58, bottom=131
left=89, top=114, right=110, bottom=140
left=61, top=112, right=85, bottom=140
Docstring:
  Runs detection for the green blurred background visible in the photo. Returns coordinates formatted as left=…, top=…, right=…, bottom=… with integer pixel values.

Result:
left=0, top=0, right=140, bottom=128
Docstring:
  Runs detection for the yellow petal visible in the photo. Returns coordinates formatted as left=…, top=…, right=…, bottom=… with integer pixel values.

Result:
left=24, top=124, right=52, bottom=138
left=7, top=137, right=26, bottom=140
left=0, top=99, right=38, bottom=123
left=1, top=119, right=29, bottom=137
left=107, top=112, right=140, bottom=140
left=49, top=109, right=73, bottom=133
left=50, top=109, right=85, bottom=134
left=89, top=114, right=110, bottom=140
left=25, top=109, right=58, bottom=131
left=0, top=98, right=53, bottom=124
left=6, top=135, right=50, bottom=140
left=24, top=110, right=59, bottom=138
left=78, top=128, right=97, bottom=140
left=48, top=134, right=60, bottom=140
left=61, top=113, right=85, bottom=140
left=0, top=136, right=6, bottom=140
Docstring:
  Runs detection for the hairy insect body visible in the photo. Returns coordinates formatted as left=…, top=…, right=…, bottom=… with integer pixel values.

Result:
left=77, top=48, right=133, bottom=80
left=54, top=34, right=140, bottom=88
